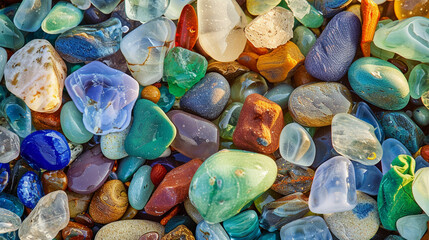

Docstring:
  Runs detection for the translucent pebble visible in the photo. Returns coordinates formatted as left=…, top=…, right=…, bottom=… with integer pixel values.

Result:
left=0, top=126, right=20, bottom=164
left=280, top=216, right=332, bottom=240
left=13, top=0, right=52, bottom=32
left=0, top=208, right=21, bottom=234
left=279, top=123, right=315, bottom=167
left=125, top=0, right=169, bottom=22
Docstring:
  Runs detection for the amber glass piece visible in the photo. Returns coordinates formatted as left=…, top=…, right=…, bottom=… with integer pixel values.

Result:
left=361, top=0, right=380, bottom=57
left=175, top=4, right=198, bottom=50
left=394, top=0, right=429, bottom=19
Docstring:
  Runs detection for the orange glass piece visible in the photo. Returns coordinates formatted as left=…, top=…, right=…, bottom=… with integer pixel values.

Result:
left=175, top=4, right=198, bottom=50
left=237, top=52, right=260, bottom=73
left=361, top=0, right=380, bottom=57
left=394, top=0, right=429, bottom=19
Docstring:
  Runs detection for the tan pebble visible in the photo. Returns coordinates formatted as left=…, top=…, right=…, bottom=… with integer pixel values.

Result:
left=95, top=220, right=164, bottom=240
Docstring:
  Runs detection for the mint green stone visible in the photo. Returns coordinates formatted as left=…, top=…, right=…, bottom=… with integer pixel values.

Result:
left=286, top=0, right=323, bottom=28
left=0, top=14, right=24, bottom=50
left=124, top=99, right=176, bottom=160
left=218, top=102, right=242, bottom=141
left=189, top=150, right=277, bottom=224
left=60, top=101, right=93, bottom=144
left=163, top=47, right=208, bottom=97
left=41, top=2, right=83, bottom=34
left=409, top=64, right=429, bottom=99
left=128, top=165, right=154, bottom=210
left=223, top=210, right=261, bottom=239
left=291, top=26, right=316, bottom=56
left=117, top=156, right=146, bottom=182
left=370, top=19, right=395, bottom=61
left=373, top=17, right=429, bottom=63
left=413, top=106, right=429, bottom=127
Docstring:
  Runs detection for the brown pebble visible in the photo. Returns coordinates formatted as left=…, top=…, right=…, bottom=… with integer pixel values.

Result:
left=292, top=65, right=319, bottom=88
left=62, top=221, right=93, bottom=240
left=207, top=60, right=250, bottom=81
left=31, top=104, right=62, bottom=132
left=161, top=225, right=195, bottom=240
left=89, top=180, right=128, bottom=224
left=42, top=170, right=68, bottom=194
left=121, top=205, right=139, bottom=220
left=74, top=213, right=95, bottom=228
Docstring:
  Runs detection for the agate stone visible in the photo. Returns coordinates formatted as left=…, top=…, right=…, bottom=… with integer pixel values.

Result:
left=41, top=2, right=83, bottom=34
left=223, top=210, right=261, bottom=240
left=125, top=99, right=176, bottom=160
left=65, top=61, right=139, bottom=135
left=13, top=0, right=52, bottom=32
left=0, top=126, right=20, bottom=164
left=271, top=158, right=314, bottom=196
left=189, top=150, right=277, bottom=224
left=195, top=221, right=229, bottom=240
left=280, top=216, right=332, bottom=240
left=0, top=14, right=24, bottom=50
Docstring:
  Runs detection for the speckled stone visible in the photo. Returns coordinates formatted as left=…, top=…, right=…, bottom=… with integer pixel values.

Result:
left=324, top=192, right=380, bottom=240
left=100, top=124, right=131, bottom=160
left=95, top=220, right=164, bottom=240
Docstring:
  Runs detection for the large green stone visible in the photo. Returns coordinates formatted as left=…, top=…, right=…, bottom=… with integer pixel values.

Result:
left=377, top=155, right=422, bottom=231
left=189, top=149, right=277, bottom=224
left=163, top=47, right=208, bottom=97
left=124, top=99, right=176, bottom=160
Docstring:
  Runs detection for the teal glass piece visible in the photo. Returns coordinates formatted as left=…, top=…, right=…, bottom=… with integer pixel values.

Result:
left=0, top=4, right=20, bottom=20
left=196, top=221, right=230, bottom=240
left=117, top=156, right=145, bottom=182
left=264, top=83, right=294, bottom=109
left=373, top=16, right=429, bottom=63
left=157, top=86, right=175, bottom=112
left=0, top=47, right=6, bottom=80
left=413, top=106, right=429, bottom=127
left=0, top=95, right=32, bottom=138
left=128, top=165, right=154, bottom=210
left=125, top=0, right=170, bottom=22
left=0, top=192, right=24, bottom=217
left=41, top=2, right=83, bottom=34
left=90, top=0, right=121, bottom=14
left=0, top=14, right=24, bottom=50
left=60, top=101, right=94, bottom=144
left=291, top=26, right=316, bottom=56
left=409, top=64, right=429, bottom=99
left=223, top=210, right=261, bottom=240
left=370, top=19, right=395, bottom=61
left=285, top=0, right=323, bottom=28
left=13, top=0, right=52, bottom=32
left=218, top=102, right=243, bottom=141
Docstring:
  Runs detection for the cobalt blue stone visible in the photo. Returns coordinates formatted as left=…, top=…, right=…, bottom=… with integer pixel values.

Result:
left=308, top=0, right=350, bottom=17
left=380, top=138, right=410, bottom=174
left=157, top=86, right=175, bottom=113
left=0, top=163, right=10, bottom=193
left=180, top=72, right=231, bottom=120
left=0, top=192, right=24, bottom=217
left=353, top=102, right=384, bottom=143
left=21, top=130, right=71, bottom=171
left=305, top=11, right=361, bottom=82
left=352, top=161, right=382, bottom=196
left=377, top=112, right=425, bottom=154
left=17, top=171, right=43, bottom=209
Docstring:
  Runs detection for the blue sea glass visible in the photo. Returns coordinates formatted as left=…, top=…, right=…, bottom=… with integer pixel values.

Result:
left=0, top=192, right=24, bottom=217
left=380, top=138, right=411, bottom=175
left=117, top=156, right=146, bottom=183
left=17, top=171, right=43, bottom=209
left=223, top=210, right=261, bottom=240
left=0, top=95, right=32, bottom=138
left=13, top=0, right=52, bottom=32
left=280, top=216, right=332, bottom=240
left=20, top=130, right=71, bottom=171
left=65, top=61, right=139, bottom=135
left=196, top=221, right=230, bottom=240
left=0, top=14, right=24, bottom=50
left=55, top=17, right=123, bottom=63
left=125, top=0, right=170, bottom=22
left=352, top=161, right=382, bottom=196
left=353, top=102, right=384, bottom=143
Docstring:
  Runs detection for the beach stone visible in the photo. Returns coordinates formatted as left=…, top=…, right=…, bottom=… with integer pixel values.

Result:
left=95, top=220, right=164, bottom=240
left=101, top=124, right=131, bottom=160
left=4, top=39, right=66, bottom=113
left=161, top=225, right=195, bottom=240
left=66, top=190, right=92, bottom=218
left=271, top=158, right=314, bottom=195
left=206, top=61, right=249, bottom=82
left=245, top=7, right=294, bottom=49
left=184, top=198, right=204, bottom=224
left=128, top=165, right=154, bottom=211
left=61, top=221, right=93, bottom=240
left=305, top=11, right=361, bottom=82
left=117, top=156, right=146, bottom=183
left=288, top=82, right=353, bottom=127
left=397, top=214, right=429, bottom=240
left=231, top=72, right=268, bottom=103
left=180, top=72, right=230, bottom=120
left=233, top=94, right=283, bottom=154
left=324, top=191, right=380, bottom=240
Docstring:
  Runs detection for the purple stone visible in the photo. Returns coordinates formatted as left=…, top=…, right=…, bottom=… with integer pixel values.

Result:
left=305, top=11, right=361, bottom=82
left=67, top=145, right=114, bottom=194
left=65, top=61, right=139, bottom=135
left=167, top=110, right=219, bottom=160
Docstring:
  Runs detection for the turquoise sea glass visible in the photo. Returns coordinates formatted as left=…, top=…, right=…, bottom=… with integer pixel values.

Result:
left=370, top=19, right=395, bottom=61
left=41, top=2, right=83, bottom=34
left=13, top=0, right=52, bottom=32
left=223, top=210, right=261, bottom=240
left=0, top=14, right=24, bottom=50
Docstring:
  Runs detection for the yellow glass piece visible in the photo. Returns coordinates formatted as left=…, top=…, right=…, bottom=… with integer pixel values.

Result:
left=394, top=0, right=429, bottom=19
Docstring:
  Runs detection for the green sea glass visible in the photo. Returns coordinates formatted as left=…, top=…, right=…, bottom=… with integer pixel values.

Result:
left=285, top=0, right=323, bottom=28
left=189, top=150, right=277, bottom=224
left=218, top=102, right=243, bottom=141
left=291, top=26, right=316, bottom=57
left=370, top=19, right=395, bottom=61
left=41, top=2, right=83, bottom=34
left=0, top=14, right=24, bottom=50
left=409, top=64, right=429, bottom=99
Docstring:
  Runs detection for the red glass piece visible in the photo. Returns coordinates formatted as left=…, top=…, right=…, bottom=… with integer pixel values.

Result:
left=175, top=4, right=198, bottom=50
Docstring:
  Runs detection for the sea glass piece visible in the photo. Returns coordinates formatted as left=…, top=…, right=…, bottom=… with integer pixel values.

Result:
left=394, top=0, right=429, bottom=19
left=18, top=191, right=69, bottom=240
left=0, top=14, right=24, bottom=50
left=397, top=214, right=429, bottom=240
left=163, top=47, right=208, bottom=97
left=223, top=210, right=261, bottom=240
left=380, top=138, right=410, bottom=174
left=90, top=0, right=121, bottom=14
left=231, top=72, right=268, bottom=103
left=60, top=101, right=94, bottom=144
left=332, top=113, right=383, bottom=165
left=218, top=102, right=242, bottom=141
left=291, top=26, right=316, bottom=56
left=165, top=0, right=192, bottom=20
left=260, top=192, right=309, bottom=232
left=41, top=2, right=83, bottom=34
left=0, top=208, right=21, bottom=234
left=175, top=4, right=198, bottom=50
left=0, top=95, right=32, bottom=138
left=246, top=0, right=280, bottom=15
left=285, top=0, right=323, bottom=28
left=71, top=0, right=91, bottom=10
left=409, top=64, right=429, bottom=99
left=373, top=17, right=429, bottom=63
left=0, top=192, right=24, bottom=217
left=413, top=167, right=429, bottom=216
left=378, top=155, right=422, bottom=231
left=65, top=61, right=139, bottom=135
left=17, top=171, right=43, bottom=209
left=353, top=102, right=384, bottom=143
left=4, top=39, right=67, bottom=113
left=280, top=216, right=332, bottom=240
left=352, top=161, right=382, bottom=195
left=195, top=221, right=230, bottom=240
left=198, top=0, right=247, bottom=61
left=125, top=0, right=169, bottom=22
left=13, top=0, right=52, bottom=32
left=309, top=156, right=357, bottom=214
left=120, top=17, right=175, bottom=86
left=279, top=123, right=315, bottom=167
left=55, top=18, right=122, bottom=63
left=245, top=7, right=293, bottom=49
left=0, top=126, right=20, bottom=164
left=189, top=150, right=277, bottom=223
